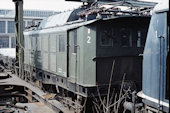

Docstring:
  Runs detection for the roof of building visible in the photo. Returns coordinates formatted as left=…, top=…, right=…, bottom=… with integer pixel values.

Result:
left=0, top=9, right=58, bottom=18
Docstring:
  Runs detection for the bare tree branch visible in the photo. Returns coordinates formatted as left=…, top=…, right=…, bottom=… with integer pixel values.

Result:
left=106, top=60, right=115, bottom=111
left=109, top=87, right=130, bottom=108
left=116, top=73, right=126, bottom=112
left=97, top=86, right=107, bottom=109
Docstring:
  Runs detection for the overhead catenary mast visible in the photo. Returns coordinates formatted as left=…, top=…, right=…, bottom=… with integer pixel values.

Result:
left=12, top=0, right=24, bottom=79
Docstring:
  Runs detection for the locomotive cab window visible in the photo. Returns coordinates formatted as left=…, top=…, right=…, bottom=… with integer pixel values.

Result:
left=120, top=28, right=132, bottom=47
left=59, top=35, right=65, bottom=52
left=100, top=29, right=113, bottom=46
left=136, top=30, right=147, bottom=47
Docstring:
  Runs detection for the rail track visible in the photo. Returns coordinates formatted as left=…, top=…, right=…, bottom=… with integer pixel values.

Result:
left=0, top=69, right=74, bottom=113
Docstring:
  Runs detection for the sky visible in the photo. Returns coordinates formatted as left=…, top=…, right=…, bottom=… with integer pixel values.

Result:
left=0, top=0, right=82, bottom=11
left=0, top=0, right=162, bottom=12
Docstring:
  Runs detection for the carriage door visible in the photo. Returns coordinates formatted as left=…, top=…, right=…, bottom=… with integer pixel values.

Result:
left=68, top=29, right=78, bottom=82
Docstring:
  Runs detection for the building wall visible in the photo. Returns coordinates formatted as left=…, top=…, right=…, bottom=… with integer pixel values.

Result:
left=0, top=9, right=58, bottom=48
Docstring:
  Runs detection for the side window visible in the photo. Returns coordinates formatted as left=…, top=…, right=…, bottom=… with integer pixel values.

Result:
left=0, top=21, right=5, bottom=33
left=100, top=29, right=113, bottom=46
left=0, top=36, right=9, bottom=48
left=32, top=36, right=36, bottom=51
left=72, top=30, right=77, bottom=53
left=136, top=30, right=147, bottom=47
left=24, top=36, right=28, bottom=49
left=50, top=34, right=57, bottom=52
left=28, top=36, right=31, bottom=50
left=59, top=35, right=65, bottom=52
left=11, top=37, right=15, bottom=48
left=120, top=28, right=132, bottom=47
left=42, top=35, right=49, bottom=52
left=37, top=36, right=41, bottom=51
left=23, top=21, right=25, bottom=30
left=8, top=21, right=15, bottom=33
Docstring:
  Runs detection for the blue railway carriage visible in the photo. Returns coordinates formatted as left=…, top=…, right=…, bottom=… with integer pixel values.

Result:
left=138, top=0, right=169, bottom=112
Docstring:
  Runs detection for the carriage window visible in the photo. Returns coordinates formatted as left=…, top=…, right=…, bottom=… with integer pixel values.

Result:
left=137, top=30, right=147, bottom=47
left=72, top=30, right=77, bottom=53
left=100, top=29, right=113, bottom=46
left=59, top=35, right=65, bottom=52
left=120, top=28, right=132, bottom=47
left=37, top=36, right=41, bottom=51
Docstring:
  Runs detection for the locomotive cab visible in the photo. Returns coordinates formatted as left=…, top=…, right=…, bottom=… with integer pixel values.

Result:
left=95, top=16, right=150, bottom=90
left=66, top=15, right=151, bottom=96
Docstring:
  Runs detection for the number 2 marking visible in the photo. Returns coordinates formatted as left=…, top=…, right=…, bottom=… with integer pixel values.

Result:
left=87, top=36, right=91, bottom=43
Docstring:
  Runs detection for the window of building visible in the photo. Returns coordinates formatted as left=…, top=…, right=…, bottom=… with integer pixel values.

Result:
left=0, top=10, right=5, bottom=15
left=0, top=21, right=5, bottom=33
left=27, top=21, right=32, bottom=26
left=8, top=21, right=15, bottom=33
left=23, top=21, right=25, bottom=30
left=0, top=36, right=9, bottom=48
left=59, top=35, right=65, bottom=52
left=8, top=21, right=25, bottom=33
left=11, top=37, right=15, bottom=48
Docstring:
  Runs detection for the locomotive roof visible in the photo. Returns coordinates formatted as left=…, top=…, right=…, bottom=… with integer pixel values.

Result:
left=38, top=8, right=84, bottom=29
left=38, top=10, right=73, bottom=29
left=25, top=1, right=156, bottom=33
left=24, top=15, right=149, bottom=36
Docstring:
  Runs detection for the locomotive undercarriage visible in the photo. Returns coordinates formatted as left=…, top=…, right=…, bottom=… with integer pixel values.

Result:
left=0, top=54, right=147, bottom=113
left=22, top=64, right=142, bottom=113
left=23, top=64, right=91, bottom=112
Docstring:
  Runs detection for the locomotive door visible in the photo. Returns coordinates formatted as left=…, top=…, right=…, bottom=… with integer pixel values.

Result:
left=68, top=30, right=78, bottom=82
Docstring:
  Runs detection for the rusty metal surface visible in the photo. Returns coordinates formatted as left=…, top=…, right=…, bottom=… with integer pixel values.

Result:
left=16, top=102, right=56, bottom=113
left=0, top=102, right=57, bottom=113
left=0, top=72, right=74, bottom=113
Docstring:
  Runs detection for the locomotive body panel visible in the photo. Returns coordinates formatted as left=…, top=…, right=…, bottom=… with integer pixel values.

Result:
left=142, top=10, right=169, bottom=112
left=23, top=11, right=151, bottom=97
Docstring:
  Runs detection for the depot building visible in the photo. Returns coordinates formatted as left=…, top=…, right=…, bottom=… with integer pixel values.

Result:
left=0, top=9, right=58, bottom=48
